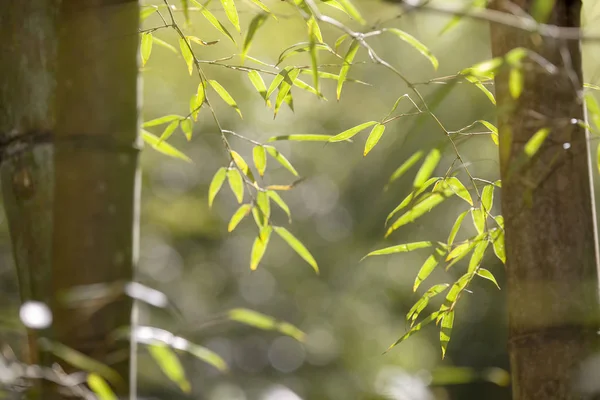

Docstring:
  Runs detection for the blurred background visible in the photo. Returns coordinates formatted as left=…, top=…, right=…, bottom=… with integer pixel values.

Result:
left=2, top=0, right=600, bottom=399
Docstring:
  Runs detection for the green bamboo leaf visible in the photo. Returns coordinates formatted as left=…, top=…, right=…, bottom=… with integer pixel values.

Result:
left=386, top=28, right=438, bottom=70
left=252, top=205, right=266, bottom=228
left=337, top=40, right=360, bottom=100
left=446, top=241, right=473, bottom=262
left=284, top=91, right=294, bottom=111
left=191, top=0, right=236, bottom=44
left=329, top=121, right=378, bottom=142
left=447, top=210, right=468, bottom=246
left=386, top=151, right=424, bottom=189
left=444, top=273, right=471, bottom=305
left=586, top=93, right=600, bottom=131
left=276, top=43, right=337, bottom=66
left=209, top=80, right=243, bottom=119
left=585, top=83, right=600, bottom=91
left=444, top=177, right=473, bottom=206
left=524, top=127, right=550, bottom=157
left=408, top=283, right=448, bottom=324
left=142, top=130, right=192, bottom=163
left=385, top=178, right=439, bottom=224
left=230, top=150, right=250, bottom=177
left=491, top=228, right=506, bottom=263
left=334, top=0, right=365, bottom=24
left=148, top=344, right=190, bottom=393
left=478, top=120, right=498, bottom=145
left=180, top=119, right=193, bottom=141
left=274, top=226, right=318, bottom=274
left=468, top=240, right=489, bottom=273
left=267, top=191, right=292, bottom=223
left=153, top=37, right=178, bottom=53
left=413, top=148, right=441, bottom=188
left=158, top=120, right=180, bottom=143
left=87, top=374, right=117, bottom=400
left=413, top=248, right=446, bottom=292
left=253, top=146, right=267, bottom=176
left=477, top=268, right=500, bottom=289
left=256, top=190, right=271, bottom=221
left=248, top=0, right=273, bottom=15
left=267, top=67, right=293, bottom=98
left=364, top=124, right=386, bottom=156
left=386, top=311, right=440, bottom=353
left=228, top=308, right=306, bottom=341
left=322, top=0, right=350, bottom=15
left=275, top=68, right=301, bottom=118
left=185, top=343, right=227, bottom=372
left=187, top=36, right=219, bottom=47
left=264, top=146, right=298, bottom=176
left=481, top=185, right=494, bottom=211
left=251, top=226, right=272, bottom=270
left=247, top=71, right=271, bottom=107
left=471, top=207, right=485, bottom=234
left=141, top=32, right=153, bottom=67
left=307, top=17, right=320, bottom=94
left=242, top=13, right=268, bottom=62
left=189, top=95, right=201, bottom=122
left=386, top=188, right=453, bottom=237
left=268, top=134, right=336, bottom=142
left=292, top=78, right=323, bottom=99
left=334, top=33, right=349, bottom=52
left=208, top=167, right=228, bottom=208
left=219, top=0, right=240, bottom=32
left=439, top=0, right=486, bottom=34
left=140, top=5, right=158, bottom=21
left=227, top=168, right=244, bottom=203
left=463, top=57, right=503, bottom=79
left=464, top=75, right=496, bottom=104
left=178, top=38, right=194, bottom=75
left=509, top=67, right=524, bottom=99
left=363, top=241, right=432, bottom=260
left=440, top=310, right=455, bottom=359
left=228, top=204, right=252, bottom=232
left=143, top=114, right=183, bottom=128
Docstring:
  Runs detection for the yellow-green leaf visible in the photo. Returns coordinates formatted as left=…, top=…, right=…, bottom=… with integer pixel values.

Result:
left=248, top=0, right=273, bottom=14
left=208, top=167, right=228, bottom=208
left=253, top=146, right=267, bottom=176
left=447, top=210, right=468, bottom=246
left=228, top=204, right=252, bottom=232
left=509, top=67, right=524, bottom=99
left=307, top=17, right=320, bottom=95
left=87, top=374, right=117, bottom=400
left=386, top=188, right=453, bottom=237
left=440, top=310, right=454, bottom=359
left=191, top=0, right=236, bottom=44
left=178, top=38, right=194, bottom=75
left=363, top=123, right=386, bottom=156
left=444, top=177, right=473, bottom=206
left=274, top=226, right=318, bottom=274
left=524, top=127, right=550, bottom=157
left=247, top=70, right=271, bottom=107
left=491, top=228, right=506, bottom=263
left=242, top=13, right=268, bottom=62
left=274, top=68, right=301, bottom=118
left=334, top=0, right=365, bottom=24
left=153, top=37, right=178, bottom=53
left=142, top=130, right=192, bottom=163
left=385, top=178, right=439, bottom=225
left=231, top=150, right=250, bottom=176
left=329, top=121, right=378, bottom=142
left=481, top=185, right=494, bottom=211
left=141, top=32, right=153, bottom=67
left=140, top=5, right=158, bottom=21
left=219, top=0, right=240, bottom=31
left=387, top=151, right=424, bottom=189
left=180, top=119, right=193, bottom=141
left=386, top=28, right=438, bottom=70
left=251, top=226, right=272, bottom=270
left=267, top=67, right=293, bottom=98
left=256, top=190, right=271, bottom=221
left=148, top=344, right=190, bottom=393
left=407, top=283, right=448, bottom=323
left=413, top=148, right=441, bottom=188
left=209, top=80, right=243, bottom=119
left=158, top=120, right=180, bottom=143
left=364, top=241, right=432, bottom=259
left=386, top=311, right=440, bottom=353
left=446, top=241, right=473, bottom=262
left=227, top=168, right=244, bottom=203
left=468, top=240, right=489, bottom=273
left=143, top=114, right=183, bottom=128
left=477, top=268, right=500, bottom=289
left=267, top=191, right=292, bottom=223
left=337, top=40, right=360, bottom=100
left=228, top=308, right=306, bottom=341
left=413, top=248, right=446, bottom=292
left=264, top=146, right=298, bottom=176
left=464, top=75, right=496, bottom=104
left=471, top=207, right=485, bottom=234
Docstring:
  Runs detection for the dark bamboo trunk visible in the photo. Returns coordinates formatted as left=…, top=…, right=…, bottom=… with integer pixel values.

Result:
left=490, top=1, right=600, bottom=399
left=0, top=0, right=140, bottom=397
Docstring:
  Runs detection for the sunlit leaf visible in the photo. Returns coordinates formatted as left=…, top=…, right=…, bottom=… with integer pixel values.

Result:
left=208, top=167, right=228, bottom=208
left=87, top=374, right=117, bottom=400
left=524, top=127, right=550, bottom=157
left=141, top=32, right=153, bottom=67
left=292, top=78, right=323, bottom=99
left=446, top=241, right=473, bottom=262
left=228, top=308, right=306, bottom=341
left=178, top=38, right=194, bottom=75
left=264, top=146, right=298, bottom=176
left=491, top=228, right=506, bottom=263
left=180, top=119, right=193, bottom=141
left=148, top=344, right=190, bottom=393
left=464, top=75, right=496, bottom=104
left=307, top=17, right=320, bottom=94
left=252, top=206, right=266, bottom=228
left=143, top=114, right=183, bottom=128
left=334, top=33, right=349, bottom=52
left=444, top=177, right=472, bottom=206
left=586, top=93, right=600, bottom=131
left=385, top=178, right=439, bottom=224
left=386, top=311, right=440, bottom=353
left=230, top=151, right=250, bottom=177
left=186, top=35, right=219, bottom=46
left=337, top=40, right=360, bottom=100
left=509, top=67, right=524, bottom=99
left=322, top=0, right=350, bottom=15
left=275, top=68, right=301, bottom=118
left=256, top=191, right=271, bottom=221
left=253, top=146, right=267, bottom=176
left=228, top=204, right=252, bottom=232
left=329, top=121, right=378, bottom=142
left=334, top=0, right=365, bottom=24
left=140, top=5, right=158, bottom=21
left=447, top=210, right=468, bottom=246
left=408, top=284, right=448, bottom=325
left=251, top=226, right=272, bottom=270
left=440, top=310, right=454, bottom=358
left=463, top=57, right=503, bottom=79
left=219, top=0, right=240, bottom=32
left=413, top=248, right=446, bottom=292
left=267, top=67, right=294, bottom=98
left=468, top=240, right=489, bottom=273
left=413, top=148, right=441, bottom=188
left=209, top=80, right=243, bottom=118
left=274, top=226, right=318, bottom=274
left=191, top=0, right=236, bottom=44
left=277, top=43, right=337, bottom=66
left=386, top=151, right=424, bottom=189
left=364, top=241, right=432, bottom=260
left=227, top=168, right=244, bottom=203
left=242, top=13, right=268, bottom=62
left=142, top=130, right=192, bottom=163
left=268, top=134, right=336, bottom=142
left=471, top=207, right=485, bottom=234
left=481, top=185, right=494, bottom=211
left=248, top=0, right=273, bottom=14
left=386, top=29, right=438, bottom=70
left=268, top=191, right=292, bottom=223
left=247, top=70, right=271, bottom=107
left=157, top=120, right=179, bottom=144
left=477, top=268, right=500, bottom=289
left=364, top=124, right=386, bottom=156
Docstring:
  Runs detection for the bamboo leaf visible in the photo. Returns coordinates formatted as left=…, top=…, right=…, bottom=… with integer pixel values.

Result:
left=385, top=178, right=439, bottom=224
left=509, top=67, right=524, bottom=99
left=464, top=75, right=496, bottom=104
left=337, top=40, right=360, bottom=100
left=491, top=228, right=506, bottom=263
left=231, top=150, right=250, bottom=176
left=227, top=168, right=244, bottom=203
left=268, top=134, right=336, bottom=142
left=386, top=28, right=439, bottom=70
left=524, top=127, right=550, bottom=157
left=329, top=121, right=378, bottom=142
left=413, top=148, right=441, bottom=188
left=446, top=241, right=473, bottom=262
left=142, top=130, right=192, bottom=162
left=363, top=241, right=432, bottom=260
left=334, top=0, right=365, bottom=24
left=307, top=17, right=320, bottom=95
left=444, top=177, right=473, bottom=206
left=274, top=226, right=318, bottom=274
left=440, top=310, right=455, bottom=358
left=386, top=188, right=453, bottom=237
left=178, top=38, right=194, bottom=75
left=247, top=71, right=271, bottom=107
left=471, top=206, right=486, bottom=234
left=274, top=68, right=301, bottom=118
left=256, top=191, right=271, bottom=221
left=253, top=146, right=267, bottom=176
left=408, top=284, right=448, bottom=324
left=481, top=185, right=494, bottom=211
left=468, top=240, right=489, bottom=273
left=141, top=32, right=153, bottom=67
left=447, top=210, right=468, bottom=246
left=251, top=226, right=272, bottom=270
left=248, top=0, right=273, bottom=14
left=219, top=0, right=240, bottom=32
left=87, top=374, right=117, bottom=400
left=148, top=344, right=190, bottom=393
left=267, top=67, right=293, bottom=98
left=209, top=80, right=243, bottom=118
left=477, top=268, right=500, bottom=289
left=413, top=248, right=446, bottom=292
left=268, top=191, right=292, bottom=223
left=140, top=5, right=158, bottom=21
left=208, top=167, right=228, bottom=208
left=158, top=120, right=180, bottom=143
left=364, top=124, right=386, bottom=156
left=264, top=146, right=298, bottom=176
left=228, top=204, right=252, bottom=232
left=228, top=308, right=305, bottom=341
left=386, top=311, right=440, bottom=353
left=180, top=119, right=193, bottom=141
left=386, top=151, right=424, bottom=189
left=322, top=0, right=350, bottom=15
left=191, top=0, right=236, bottom=44
left=143, top=114, right=183, bottom=128
left=242, top=13, right=268, bottom=62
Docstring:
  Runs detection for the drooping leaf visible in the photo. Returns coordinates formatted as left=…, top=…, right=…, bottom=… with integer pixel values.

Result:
left=247, top=70, right=271, bottom=107
left=142, top=130, right=192, bottom=163
left=178, top=38, right=194, bottom=75
left=413, top=248, right=446, bottom=292
left=509, top=67, right=524, bottom=99
left=586, top=93, right=600, bottom=131
left=277, top=43, right=337, bottom=66
left=228, top=204, right=252, bottom=232
left=228, top=308, right=306, bottom=341
left=322, top=0, right=350, bottom=15
left=268, top=134, right=337, bottom=142
left=334, top=0, right=365, bottom=24
left=140, top=5, right=159, bottom=21
left=227, top=168, right=244, bottom=203
left=329, top=121, right=378, bottom=142
left=209, top=80, right=243, bottom=119
left=440, top=310, right=455, bottom=358
left=292, top=78, right=323, bottom=99
left=268, top=191, right=292, bottom=223
left=153, top=37, right=178, bottom=53
left=413, top=148, right=441, bottom=188
left=463, top=57, right=503, bottom=79
left=274, top=226, right=318, bottom=274
left=264, top=146, right=298, bottom=176
left=471, top=207, right=486, bottom=234
left=242, top=13, right=268, bottom=62
left=248, top=0, right=273, bottom=14
left=253, top=146, right=267, bottom=176
left=446, top=240, right=474, bottom=262
left=481, top=185, right=494, bottom=211
left=143, top=114, right=183, bottom=128
left=274, top=68, right=301, bottom=118
left=491, top=228, right=506, bottom=263
left=385, top=178, right=439, bottom=224
left=337, top=40, right=360, bottom=100
left=386, top=311, right=440, bottom=353
left=180, top=119, right=193, bottom=141
left=363, top=241, right=432, bottom=260
left=208, top=167, right=228, bottom=208
left=191, top=0, right=236, bottom=44
left=158, top=120, right=180, bottom=143
left=256, top=191, right=271, bottom=221
left=141, top=32, right=153, bottom=67
left=364, top=124, right=386, bottom=156
left=307, top=17, right=320, bottom=95
left=444, top=177, right=473, bottom=206
left=464, top=75, right=496, bottom=104
left=230, top=150, right=250, bottom=176
left=334, top=33, right=349, bottom=52
left=267, top=67, right=294, bottom=99
left=386, top=151, right=424, bottom=188
left=187, top=36, right=219, bottom=46
left=477, top=268, right=501, bottom=289
left=219, top=0, right=240, bottom=32
left=386, top=28, right=438, bottom=70
left=447, top=210, right=468, bottom=246
left=148, top=344, right=190, bottom=393
left=468, top=239, right=489, bottom=273
left=407, top=284, right=448, bottom=325
left=87, top=374, right=117, bottom=400
left=251, top=226, right=272, bottom=270
left=524, top=127, right=550, bottom=157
